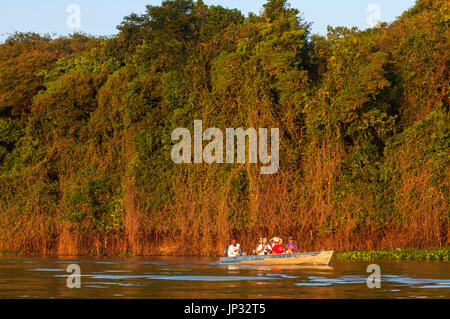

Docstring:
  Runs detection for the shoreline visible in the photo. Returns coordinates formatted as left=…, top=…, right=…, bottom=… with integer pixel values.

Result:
left=1, top=247, right=448, bottom=261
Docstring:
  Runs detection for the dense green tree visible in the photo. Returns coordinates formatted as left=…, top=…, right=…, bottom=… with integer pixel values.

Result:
left=0, top=0, right=447, bottom=255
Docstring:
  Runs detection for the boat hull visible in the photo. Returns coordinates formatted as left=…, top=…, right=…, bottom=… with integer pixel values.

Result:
left=220, top=250, right=333, bottom=265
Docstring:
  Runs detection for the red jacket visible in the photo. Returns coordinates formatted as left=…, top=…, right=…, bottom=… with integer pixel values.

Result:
left=272, top=244, right=285, bottom=254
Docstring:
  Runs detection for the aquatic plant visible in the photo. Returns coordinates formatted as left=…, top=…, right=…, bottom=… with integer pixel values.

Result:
left=335, top=248, right=450, bottom=261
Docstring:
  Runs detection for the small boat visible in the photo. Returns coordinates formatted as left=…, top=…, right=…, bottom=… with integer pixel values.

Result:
left=220, top=250, right=333, bottom=265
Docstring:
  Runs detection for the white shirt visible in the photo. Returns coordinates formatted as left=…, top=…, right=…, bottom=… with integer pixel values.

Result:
left=256, top=244, right=272, bottom=255
left=227, top=244, right=241, bottom=257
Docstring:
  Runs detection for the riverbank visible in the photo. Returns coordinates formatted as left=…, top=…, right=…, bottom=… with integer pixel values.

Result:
left=2, top=247, right=449, bottom=261
left=0, top=0, right=448, bottom=260
left=335, top=247, right=449, bottom=261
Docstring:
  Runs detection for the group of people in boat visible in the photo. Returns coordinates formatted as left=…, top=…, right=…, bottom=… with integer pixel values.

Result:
left=225, top=236, right=299, bottom=257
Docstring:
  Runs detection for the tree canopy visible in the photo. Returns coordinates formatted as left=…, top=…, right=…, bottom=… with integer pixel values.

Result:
left=0, top=0, right=448, bottom=255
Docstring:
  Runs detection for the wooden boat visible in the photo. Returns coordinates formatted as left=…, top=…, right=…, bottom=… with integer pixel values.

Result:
left=220, top=250, right=333, bottom=265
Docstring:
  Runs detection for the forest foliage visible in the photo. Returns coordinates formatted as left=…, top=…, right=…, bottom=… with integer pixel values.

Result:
left=0, top=0, right=448, bottom=255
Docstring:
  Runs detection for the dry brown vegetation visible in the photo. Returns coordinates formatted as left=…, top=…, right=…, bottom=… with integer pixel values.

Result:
left=0, top=0, right=448, bottom=256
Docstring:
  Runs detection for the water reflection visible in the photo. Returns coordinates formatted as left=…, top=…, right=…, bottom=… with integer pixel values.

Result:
left=0, top=256, right=448, bottom=298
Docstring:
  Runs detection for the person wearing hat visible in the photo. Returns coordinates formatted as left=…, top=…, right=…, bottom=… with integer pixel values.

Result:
left=270, top=237, right=285, bottom=254
left=227, top=238, right=241, bottom=257
left=269, top=237, right=282, bottom=246
left=285, top=236, right=299, bottom=254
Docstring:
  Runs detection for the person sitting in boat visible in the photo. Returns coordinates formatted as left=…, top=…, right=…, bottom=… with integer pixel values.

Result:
left=269, top=237, right=283, bottom=248
left=227, top=238, right=242, bottom=257
left=285, top=236, right=299, bottom=254
left=256, top=238, right=272, bottom=255
left=270, top=237, right=285, bottom=254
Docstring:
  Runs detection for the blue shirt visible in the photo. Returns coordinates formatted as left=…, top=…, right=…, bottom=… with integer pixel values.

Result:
left=285, top=243, right=298, bottom=252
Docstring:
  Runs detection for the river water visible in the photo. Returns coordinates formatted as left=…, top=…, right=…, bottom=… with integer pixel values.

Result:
left=0, top=256, right=448, bottom=298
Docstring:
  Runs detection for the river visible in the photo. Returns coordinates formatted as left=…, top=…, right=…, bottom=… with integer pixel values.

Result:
left=0, top=256, right=448, bottom=298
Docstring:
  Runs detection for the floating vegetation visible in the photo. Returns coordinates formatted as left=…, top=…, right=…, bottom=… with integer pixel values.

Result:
left=335, top=248, right=449, bottom=261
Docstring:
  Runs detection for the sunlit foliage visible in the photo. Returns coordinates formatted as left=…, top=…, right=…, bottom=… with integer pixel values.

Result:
left=0, top=0, right=448, bottom=255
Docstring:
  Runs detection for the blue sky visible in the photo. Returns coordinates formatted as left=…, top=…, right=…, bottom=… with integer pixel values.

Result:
left=1, top=0, right=416, bottom=42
